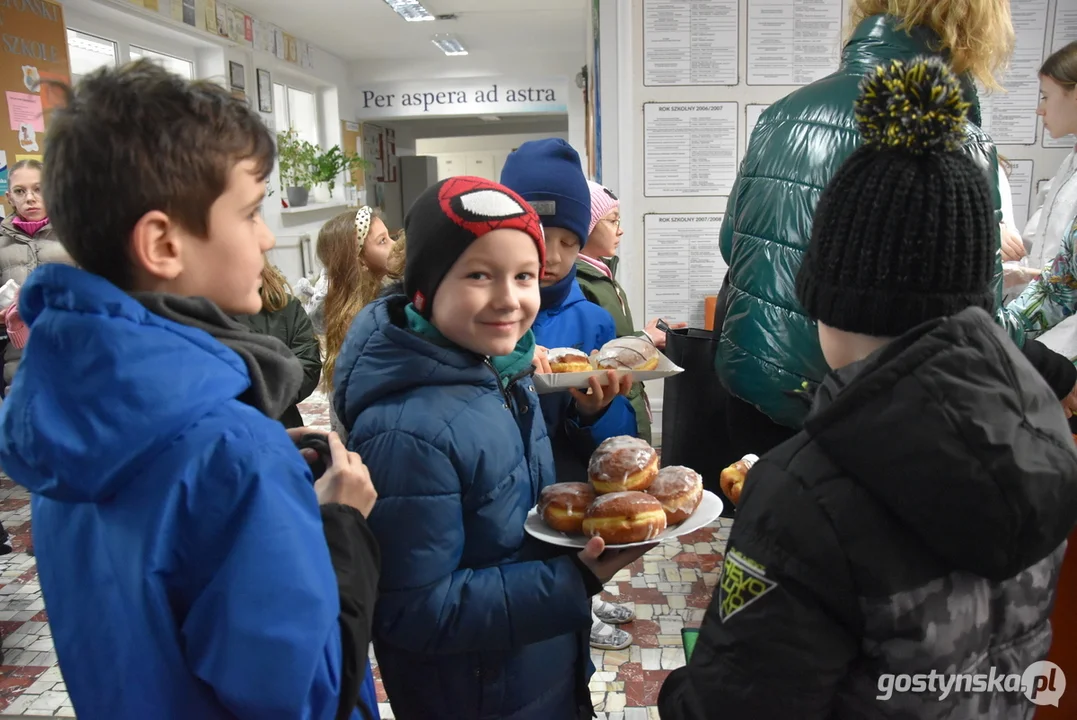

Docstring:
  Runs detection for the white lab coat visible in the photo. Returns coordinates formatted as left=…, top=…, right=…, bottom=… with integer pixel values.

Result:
left=1025, top=148, right=1077, bottom=272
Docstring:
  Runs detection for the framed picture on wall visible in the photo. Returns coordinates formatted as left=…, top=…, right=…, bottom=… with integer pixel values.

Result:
left=229, top=61, right=245, bottom=91
left=256, top=69, right=272, bottom=113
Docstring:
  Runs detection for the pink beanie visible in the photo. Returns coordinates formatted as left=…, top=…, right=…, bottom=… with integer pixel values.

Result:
left=587, top=181, right=620, bottom=236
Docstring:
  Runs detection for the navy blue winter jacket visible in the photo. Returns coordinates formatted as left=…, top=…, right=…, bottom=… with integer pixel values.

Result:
left=333, top=296, right=595, bottom=720
left=534, top=279, right=638, bottom=482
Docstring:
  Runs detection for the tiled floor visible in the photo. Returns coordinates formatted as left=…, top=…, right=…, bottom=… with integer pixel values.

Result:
left=0, top=391, right=731, bottom=718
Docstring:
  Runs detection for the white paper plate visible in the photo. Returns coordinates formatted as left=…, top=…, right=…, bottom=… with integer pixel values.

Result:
left=524, top=490, right=724, bottom=549
left=533, top=351, right=684, bottom=394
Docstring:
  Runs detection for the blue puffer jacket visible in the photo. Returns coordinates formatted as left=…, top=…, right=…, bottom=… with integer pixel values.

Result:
left=534, top=279, right=638, bottom=483
left=0, top=265, right=358, bottom=719
left=333, top=296, right=594, bottom=720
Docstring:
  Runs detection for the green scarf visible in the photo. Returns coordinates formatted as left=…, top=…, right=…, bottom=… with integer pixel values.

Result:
left=405, top=303, right=535, bottom=387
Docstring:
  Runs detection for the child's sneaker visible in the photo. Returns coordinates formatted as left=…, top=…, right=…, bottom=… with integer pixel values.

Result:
left=592, top=598, right=634, bottom=624
left=590, top=620, right=632, bottom=651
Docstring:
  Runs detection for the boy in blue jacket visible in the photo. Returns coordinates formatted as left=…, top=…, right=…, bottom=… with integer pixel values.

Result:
left=500, top=139, right=640, bottom=650
left=333, top=176, right=650, bottom=720
left=0, top=61, right=381, bottom=720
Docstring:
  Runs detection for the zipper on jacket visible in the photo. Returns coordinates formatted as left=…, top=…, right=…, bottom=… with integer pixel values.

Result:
left=484, top=359, right=514, bottom=411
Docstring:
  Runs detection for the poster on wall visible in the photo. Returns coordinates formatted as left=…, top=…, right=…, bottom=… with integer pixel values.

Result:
left=746, top=0, right=842, bottom=85
left=643, top=0, right=739, bottom=86
left=1052, top=4, right=1077, bottom=52
left=644, top=102, right=739, bottom=197
left=0, top=0, right=69, bottom=215
left=1007, top=159, right=1034, bottom=232
left=644, top=213, right=727, bottom=328
left=978, top=0, right=1049, bottom=145
left=363, top=123, right=386, bottom=208
left=384, top=128, right=397, bottom=183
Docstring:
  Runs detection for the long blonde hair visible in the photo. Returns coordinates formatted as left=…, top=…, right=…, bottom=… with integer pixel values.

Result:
left=318, top=210, right=385, bottom=391
left=849, top=0, right=1014, bottom=91
left=260, top=262, right=292, bottom=313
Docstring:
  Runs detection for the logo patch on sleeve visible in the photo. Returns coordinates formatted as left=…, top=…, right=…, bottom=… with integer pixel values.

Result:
left=718, top=548, right=777, bottom=621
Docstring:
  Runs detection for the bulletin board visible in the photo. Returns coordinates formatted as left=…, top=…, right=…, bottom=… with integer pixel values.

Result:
left=341, top=119, right=363, bottom=194
left=0, top=0, right=70, bottom=215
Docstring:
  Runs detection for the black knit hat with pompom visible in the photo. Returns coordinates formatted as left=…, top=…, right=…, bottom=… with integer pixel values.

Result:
left=795, top=56, right=996, bottom=337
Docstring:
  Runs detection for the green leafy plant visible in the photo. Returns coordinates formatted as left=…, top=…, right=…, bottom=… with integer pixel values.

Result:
left=311, top=145, right=373, bottom=197
left=276, top=129, right=317, bottom=190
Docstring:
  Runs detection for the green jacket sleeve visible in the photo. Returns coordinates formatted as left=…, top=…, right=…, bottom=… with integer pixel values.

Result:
left=285, top=297, right=322, bottom=405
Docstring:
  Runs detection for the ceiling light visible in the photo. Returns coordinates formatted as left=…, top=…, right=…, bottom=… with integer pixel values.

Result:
left=432, top=33, right=468, bottom=56
left=383, top=0, right=434, bottom=22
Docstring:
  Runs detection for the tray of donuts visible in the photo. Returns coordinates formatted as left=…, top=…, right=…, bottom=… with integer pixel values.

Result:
left=524, top=436, right=725, bottom=549
left=533, top=336, right=684, bottom=394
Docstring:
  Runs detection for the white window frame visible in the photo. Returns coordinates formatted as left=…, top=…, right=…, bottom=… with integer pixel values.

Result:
left=128, top=45, right=195, bottom=80
left=66, top=28, right=119, bottom=84
left=274, top=80, right=321, bottom=148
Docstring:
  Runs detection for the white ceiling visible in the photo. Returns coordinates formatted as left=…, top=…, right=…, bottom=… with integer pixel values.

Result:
left=234, top=0, right=588, bottom=65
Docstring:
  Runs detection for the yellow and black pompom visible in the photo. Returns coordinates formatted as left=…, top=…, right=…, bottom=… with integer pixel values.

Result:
left=854, top=56, right=969, bottom=153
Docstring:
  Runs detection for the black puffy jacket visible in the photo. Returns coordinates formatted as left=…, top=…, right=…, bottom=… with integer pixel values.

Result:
left=661, top=308, right=1077, bottom=719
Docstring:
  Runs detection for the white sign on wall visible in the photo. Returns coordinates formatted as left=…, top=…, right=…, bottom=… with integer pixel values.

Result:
left=644, top=213, right=727, bottom=327
left=355, top=77, right=568, bottom=120
left=644, top=102, right=739, bottom=197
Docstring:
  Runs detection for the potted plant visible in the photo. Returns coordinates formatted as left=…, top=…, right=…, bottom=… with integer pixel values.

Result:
left=276, top=129, right=315, bottom=207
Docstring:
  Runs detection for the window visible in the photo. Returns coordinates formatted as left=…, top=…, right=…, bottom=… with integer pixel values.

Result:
left=129, top=46, right=194, bottom=80
left=274, top=82, right=320, bottom=147
left=66, top=29, right=117, bottom=84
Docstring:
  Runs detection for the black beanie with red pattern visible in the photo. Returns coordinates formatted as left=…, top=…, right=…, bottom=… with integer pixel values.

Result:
left=403, top=176, right=546, bottom=317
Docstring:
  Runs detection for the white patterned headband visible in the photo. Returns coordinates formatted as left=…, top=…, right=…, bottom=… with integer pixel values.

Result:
left=355, top=206, right=373, bottom=250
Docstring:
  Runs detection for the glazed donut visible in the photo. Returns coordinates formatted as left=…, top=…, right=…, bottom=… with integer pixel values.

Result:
left=648, top=466, right=703, bottom=524
left=594, top=337, right=660, bottom=372
left=588, top=436, right=659, bottom=494
left=719, top=454, right=758, bottom=506
left=548, top=347, right=593, bottom=373
left=538, top=482, right=596, bottom=534
left=582, top=491, right=667, bottom=544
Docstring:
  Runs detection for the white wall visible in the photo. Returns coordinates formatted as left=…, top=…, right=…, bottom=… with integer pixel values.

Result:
left=599, top=0, right=1075, bottom=440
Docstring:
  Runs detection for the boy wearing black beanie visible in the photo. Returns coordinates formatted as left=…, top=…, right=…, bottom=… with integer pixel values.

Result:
left=659, top=58, right=1077, bottom=719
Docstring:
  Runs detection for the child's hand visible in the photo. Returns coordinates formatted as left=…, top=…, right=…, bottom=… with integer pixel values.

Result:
left=570, top=370, right=633, bottom=419
left=314, top=433, right=377, bottom=518
left=577, top=536, right=656, bottom=583
left=532, top=345, right=552, bottom=374
left=1063, top=382, right=1077, bottom=418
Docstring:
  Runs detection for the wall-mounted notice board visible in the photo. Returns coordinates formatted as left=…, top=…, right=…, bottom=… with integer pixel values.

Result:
left=0, top=0, right=70, bottom=215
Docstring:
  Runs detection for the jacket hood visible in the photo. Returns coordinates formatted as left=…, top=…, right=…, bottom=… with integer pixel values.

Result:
left=333, top=295, right=509, bottom=432
left=0, top=265, right=260, bottom=503
left=804, top=308, right=1077, bottom=581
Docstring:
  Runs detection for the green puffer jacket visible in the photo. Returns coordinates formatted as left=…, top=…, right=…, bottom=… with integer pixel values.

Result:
left=716, top=14, right=1003, bottom=430
left=575, top=256, right=652, bottom=444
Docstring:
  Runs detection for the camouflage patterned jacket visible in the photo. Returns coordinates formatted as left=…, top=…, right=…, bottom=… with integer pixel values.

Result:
left=659, top=308, right=1077, bottom=719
